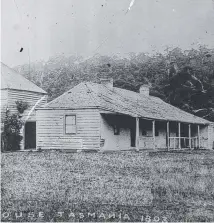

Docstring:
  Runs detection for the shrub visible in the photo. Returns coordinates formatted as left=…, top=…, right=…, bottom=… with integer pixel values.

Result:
left=15, top=101, right=29, bottom=114
left=1, top=110, right=23, bottom=152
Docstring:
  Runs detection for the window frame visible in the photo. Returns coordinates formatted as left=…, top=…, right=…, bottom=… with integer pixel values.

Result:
left=64, top=114, right=77, bottom=135
left=113, top=125, right=120, bottom=135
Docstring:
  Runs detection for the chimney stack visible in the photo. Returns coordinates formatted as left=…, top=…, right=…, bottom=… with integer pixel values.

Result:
left=139, top=84, right=150, bottom=96
left=100, top=78, right=113, bottom=88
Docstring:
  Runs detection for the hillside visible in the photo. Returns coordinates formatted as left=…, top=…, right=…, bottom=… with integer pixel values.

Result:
left=14, top=46, right=214, bottom=121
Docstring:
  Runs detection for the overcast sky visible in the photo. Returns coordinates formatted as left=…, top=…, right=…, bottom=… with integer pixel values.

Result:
left=1, top=0, right=214, bottom=66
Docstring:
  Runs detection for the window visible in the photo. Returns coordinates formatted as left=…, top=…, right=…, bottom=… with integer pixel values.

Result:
left=65, top=115, right=76, bottom=134
left=113, top=125, right=120, bottom=135
left=155, top=128, right=159, bottom=136
left=142, top=129, right=147, bottom=136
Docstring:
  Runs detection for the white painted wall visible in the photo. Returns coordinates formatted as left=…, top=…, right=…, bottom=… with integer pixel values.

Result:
left=139, top=127, right=170, bottom=150
left=206, top=124, right=214, bottom=150
left=100, top=115, right=131, bottom=151
left=100, top=115, right=179, bottom=151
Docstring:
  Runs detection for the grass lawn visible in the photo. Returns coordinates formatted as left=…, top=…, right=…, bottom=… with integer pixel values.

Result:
left=1, top=150, right=214, bottom=222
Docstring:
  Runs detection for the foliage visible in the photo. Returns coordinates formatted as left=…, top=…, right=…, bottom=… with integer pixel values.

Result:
left=160, top=46, right=214, bottom=121
left=14, top=45, right=214, bottom=121
left=15, top=100, right=29, bottom=114
left=1, top=110, right=23, bottom=151
left=1, top=100, right=29, bottom=152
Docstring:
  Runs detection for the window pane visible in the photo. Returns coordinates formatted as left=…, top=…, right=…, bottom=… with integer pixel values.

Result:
left=65, top=125, right=76, bottom=134
left=142, top=130, right=147, bottom=136
left=155, top=129, right=159, bottom=136
left=66, top=115, right=76, bottom=124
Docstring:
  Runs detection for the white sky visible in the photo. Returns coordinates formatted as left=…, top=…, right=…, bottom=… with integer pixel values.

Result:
left=1, top=0, right=214, bottom=66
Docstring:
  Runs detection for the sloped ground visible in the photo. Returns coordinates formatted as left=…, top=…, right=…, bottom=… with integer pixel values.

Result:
left=1, top=150, right=214, bottom=222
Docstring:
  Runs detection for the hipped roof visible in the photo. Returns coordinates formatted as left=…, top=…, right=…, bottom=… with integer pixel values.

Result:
left=40, top=82, right=210, bottom=124
left=1, top=62, right=47, bottom=94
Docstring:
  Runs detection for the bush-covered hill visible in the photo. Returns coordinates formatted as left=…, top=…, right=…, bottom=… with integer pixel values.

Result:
left=14, top=46, right=214, bottom=121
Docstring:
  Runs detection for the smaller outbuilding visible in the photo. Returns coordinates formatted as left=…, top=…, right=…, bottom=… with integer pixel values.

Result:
left=36, top=78, right=214, bottom=151
left=1, top=62, right=48, bottom=150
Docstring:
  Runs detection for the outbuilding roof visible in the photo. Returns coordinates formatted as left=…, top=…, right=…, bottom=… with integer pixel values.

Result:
left=1, top=62, right=47, bottom=94
left=40, top=82, right=210, bottom=124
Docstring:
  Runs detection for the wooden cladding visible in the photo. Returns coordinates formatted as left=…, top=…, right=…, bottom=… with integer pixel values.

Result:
left=36, top=109, right=100, bottom=150
left=6, top=89, right=47, bottom=121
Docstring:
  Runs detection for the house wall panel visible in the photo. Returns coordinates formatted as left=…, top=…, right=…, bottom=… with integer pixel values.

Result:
left=4, top=89, right=47, bottom=149
left=201, top=124, right=214, bottom=150
left=184, top=124, right=205, bottom=148
left=139, top=121, right=173, bottom=149
left=7, top=89, right=47, bottom=121
left=36, top=109, right=101, bottom=150
left=0, top=89, right=8, bottom=121
left=210, top=124, right=214, bottom=149
left=100, top=115, right=131, bottom=151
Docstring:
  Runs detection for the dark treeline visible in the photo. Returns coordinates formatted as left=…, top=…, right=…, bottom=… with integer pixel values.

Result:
left=15, top=46, right=214, bottom=121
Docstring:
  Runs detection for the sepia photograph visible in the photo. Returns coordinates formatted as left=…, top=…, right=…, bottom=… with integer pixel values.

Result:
left=1, top=0, right=214, bottom=222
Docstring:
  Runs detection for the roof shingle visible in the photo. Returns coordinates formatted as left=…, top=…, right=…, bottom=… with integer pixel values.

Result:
left=1, top=62, right=47, bottom=94
left=42, top=82, right=210, bottom=124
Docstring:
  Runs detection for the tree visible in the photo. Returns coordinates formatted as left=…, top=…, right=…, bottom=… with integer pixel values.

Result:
left=14, top=45, right=214, bottom=121
left=1, top=101, right=29, bottom=152
left=1, top=110, right=23, bottom=151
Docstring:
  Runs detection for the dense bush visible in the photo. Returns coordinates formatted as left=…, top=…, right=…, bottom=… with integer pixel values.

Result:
left=1, top=100, right=29, bottom=152
left=15, top=100, right=29, bottom=114
left=1, top=110, right=23, bottom=152
left=15, top=45, right=214, bottom=121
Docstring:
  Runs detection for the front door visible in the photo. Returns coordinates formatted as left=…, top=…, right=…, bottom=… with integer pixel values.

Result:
left=181, top=124, right=188, bottom=148
left=25, top=122, right=36, bottom=149
left=130, top=126, right=136, bottom=147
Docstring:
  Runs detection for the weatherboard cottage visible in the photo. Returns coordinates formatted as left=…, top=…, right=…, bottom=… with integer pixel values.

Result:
left=36, top=78, right=214, bottom=151
left=1, top=62, right=48, bottom=150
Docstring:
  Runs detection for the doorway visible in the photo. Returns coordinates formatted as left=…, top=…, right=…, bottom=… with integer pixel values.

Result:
left=25, top=122, right=36, bottom=149
left=130, top=126, right=136, bottom=147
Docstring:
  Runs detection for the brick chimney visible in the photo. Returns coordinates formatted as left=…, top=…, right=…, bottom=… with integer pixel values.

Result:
left=139, top=84, right=150, bottom=96
left=100, top=78, right=113, bottom=88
